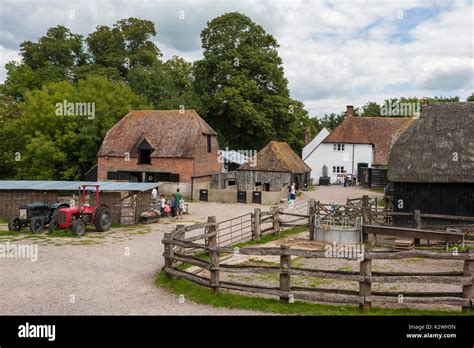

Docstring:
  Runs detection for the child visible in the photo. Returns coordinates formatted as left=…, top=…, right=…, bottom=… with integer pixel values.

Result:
left=160, top=194, right=166, bottom=217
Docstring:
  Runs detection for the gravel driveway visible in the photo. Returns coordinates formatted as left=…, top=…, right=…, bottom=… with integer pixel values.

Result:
left=0, top=185, right=378, bottom=315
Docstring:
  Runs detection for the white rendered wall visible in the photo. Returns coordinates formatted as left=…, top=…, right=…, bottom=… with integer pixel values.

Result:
left=304, top=143, right=373, bottom=183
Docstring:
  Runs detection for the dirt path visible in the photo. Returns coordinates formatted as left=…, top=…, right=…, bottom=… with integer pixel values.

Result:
left=0, top=222, right=259, bottom=315
left=0, top=185, right=380, bottom=315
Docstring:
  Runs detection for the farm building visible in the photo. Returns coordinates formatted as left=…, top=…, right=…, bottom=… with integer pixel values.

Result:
left=97, top=110, right=221, bottom=198
left=303, top=105, right=412, bottom=186
left=387, top=102, right=474, bottom=226
left=0, top=181, right=158, bottom=225
left=236, top=141, right=311, bottom=191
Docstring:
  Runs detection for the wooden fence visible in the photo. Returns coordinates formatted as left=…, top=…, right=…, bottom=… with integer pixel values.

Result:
left=162, top=218, right=474, bottom=312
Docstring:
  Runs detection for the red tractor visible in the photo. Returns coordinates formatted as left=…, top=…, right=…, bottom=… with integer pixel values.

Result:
left=49, top=185, right=112, bottom=236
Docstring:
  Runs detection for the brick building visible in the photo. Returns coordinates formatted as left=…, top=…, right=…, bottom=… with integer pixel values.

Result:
left=97, top=110, right=221, bottom=198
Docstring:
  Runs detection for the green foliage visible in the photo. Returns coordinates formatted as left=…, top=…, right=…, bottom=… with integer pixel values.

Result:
left=4, top=76, right=148, bottom=180
left=194, top=12, right=310, bottom=152
left=129, top=56, right=201, bottom=109
left=466, top=93, right=474, bottom=102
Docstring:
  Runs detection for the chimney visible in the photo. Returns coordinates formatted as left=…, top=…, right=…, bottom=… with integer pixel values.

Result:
left=305, top=127, right=311, bottom=145
left=346, top=105, right=353, bottom=118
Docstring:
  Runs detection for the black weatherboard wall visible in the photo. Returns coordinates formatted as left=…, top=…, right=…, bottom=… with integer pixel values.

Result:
left=393, top=182, right=474, bottom=227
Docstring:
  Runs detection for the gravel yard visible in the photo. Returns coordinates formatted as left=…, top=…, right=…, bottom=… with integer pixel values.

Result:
left=0, top=185, right=385, bottom=315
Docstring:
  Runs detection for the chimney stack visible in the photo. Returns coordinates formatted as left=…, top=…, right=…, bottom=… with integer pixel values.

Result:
left=305, top=127, right=311, bottom=145
left=346, top=105, right=353, bottom=118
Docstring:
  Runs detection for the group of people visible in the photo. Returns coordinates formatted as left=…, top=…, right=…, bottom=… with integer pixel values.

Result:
left=151, top=187, right=184, bottom=219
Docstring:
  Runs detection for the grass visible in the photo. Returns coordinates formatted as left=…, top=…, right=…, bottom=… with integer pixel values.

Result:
left=156, top=272, right=470, bottom=316
left=0, top=216, right=9, bottom=224
left=234, top=226, right=309, bottom=248
left=371, top=188, right=385, bottom=194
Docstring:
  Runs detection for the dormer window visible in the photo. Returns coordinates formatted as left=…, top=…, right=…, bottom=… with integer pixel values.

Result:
left=137, top=138, right=153, bottom=164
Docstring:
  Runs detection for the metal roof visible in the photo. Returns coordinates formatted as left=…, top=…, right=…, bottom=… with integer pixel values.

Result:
left=0, top=181, right=161, bottom=192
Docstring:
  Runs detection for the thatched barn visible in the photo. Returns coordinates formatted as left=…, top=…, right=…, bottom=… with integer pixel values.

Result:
left=387, top=102, right=474, bottom=226
left=237, top=141, right=311, bottom=191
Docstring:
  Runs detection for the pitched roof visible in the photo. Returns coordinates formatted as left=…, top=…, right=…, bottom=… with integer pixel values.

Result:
left=387, top=102, right=474, bottom=183
left=322, top=116, right=413, bottom=165
left=98, top=110, right=217, bottom=158
left=238, top=141, right=311, bottom=173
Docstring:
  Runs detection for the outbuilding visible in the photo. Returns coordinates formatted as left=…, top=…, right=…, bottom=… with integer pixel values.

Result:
left=387, top=102, right=474, bottom=226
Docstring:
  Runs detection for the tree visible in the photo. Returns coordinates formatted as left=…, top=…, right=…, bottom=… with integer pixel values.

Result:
left=0, top=96, right=22, bottom=178
left=315, top=113, right=346, bottom=130
left=128, top=56, right=201, bottom=110
left=361, top=101, right=381, bottom=116
left=5, top=76, right=149, bottom=180
left=194, top=12, right=310, bottom=152
left=2, top=26, right=87, bottom=101
left=86, top=18, right=161, bottom=80
left=466, top=93, right=474, bottom=102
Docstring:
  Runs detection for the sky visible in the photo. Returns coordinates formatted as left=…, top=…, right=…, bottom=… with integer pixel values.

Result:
left=0, top=0, right=473, bottom=116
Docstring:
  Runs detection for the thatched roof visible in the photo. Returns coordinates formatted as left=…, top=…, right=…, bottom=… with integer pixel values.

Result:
left=238, top=141, right=311, bottom=173
left=387, top=102, right=474, bottom=183
left=322, top=116, right=412, bottom=165
left=98, top=110, right=217, bottom=158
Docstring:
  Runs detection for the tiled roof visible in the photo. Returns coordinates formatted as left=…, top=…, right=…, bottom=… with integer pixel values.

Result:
left=98, top=110, right=217, bottom=158
left=323, top=116, right=413, bottom=165
left=238, top=141, right=311, bottom=173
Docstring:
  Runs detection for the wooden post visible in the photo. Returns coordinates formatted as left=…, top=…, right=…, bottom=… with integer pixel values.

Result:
left=252, top=208, right=261, bottom=241
left=163, top=232, right=174, bottom=279
left=414, top=210, right=421, bottom=245
left=462, top=258, right=473, bottom=313
left=361, top=195, right=370, bottom=242
left=272, top=206, right=280, bottom=235
left=359, top=259, right=372, bottom=311
left=175, top=224, right=185, bottom=256
left=207, top=216, right=220, bottom=294
left=309, top=199, right=316, bottom=241
left=279, top=245, right=291, bottom=303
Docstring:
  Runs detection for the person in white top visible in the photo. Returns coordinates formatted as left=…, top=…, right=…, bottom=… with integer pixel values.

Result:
left=151, top=187, right=158, bottom=205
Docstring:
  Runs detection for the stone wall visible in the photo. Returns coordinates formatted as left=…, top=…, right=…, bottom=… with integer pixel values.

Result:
left=236, top=170, right=292, bottom=192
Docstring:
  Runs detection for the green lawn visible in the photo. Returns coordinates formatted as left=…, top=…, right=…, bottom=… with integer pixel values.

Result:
left=156, top=272, right=470, bottom=316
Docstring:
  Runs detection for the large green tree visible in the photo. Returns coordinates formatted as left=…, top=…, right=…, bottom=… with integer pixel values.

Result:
left=4, top=76, right=148, bottom=180
left=86, top=18, right=161, bottom=80
left=194, top=12, right=310, bottom=152
left=128, top=56, right=201, bottom=110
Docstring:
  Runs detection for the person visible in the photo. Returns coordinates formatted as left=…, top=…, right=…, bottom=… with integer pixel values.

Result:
left=173, top=188, right=183, bottom=219
left=151, top=187, right=158, bottom=206
left=343, top=171, right=348, bottom=187
left=159, top=194, right=166, bottom=217
left=288, top=183, right=296, bottom=208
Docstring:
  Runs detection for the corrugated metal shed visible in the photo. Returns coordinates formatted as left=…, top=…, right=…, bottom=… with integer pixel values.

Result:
left=0, top=181, right=160, bottom=192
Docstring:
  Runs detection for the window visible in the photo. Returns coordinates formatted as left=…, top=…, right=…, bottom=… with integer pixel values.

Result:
left=207, top=134, right=212, bottom=153
left=333, top=144, right=345, bottom=151
left=332, top=166, right=345, bottom=174
left=137, top=138, right=153, bottom=164
left=107, top=171, right=119, bottom=180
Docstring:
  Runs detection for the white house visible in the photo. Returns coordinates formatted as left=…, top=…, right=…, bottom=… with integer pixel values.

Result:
left=303, top=105, right=412, bottom=184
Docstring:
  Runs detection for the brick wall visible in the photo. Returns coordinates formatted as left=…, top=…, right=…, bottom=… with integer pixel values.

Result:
left=97, top=156, right=195, bottom=183
left=0, top=190, right=58, bottom=218
left=193, top=134, right=222, bottom=177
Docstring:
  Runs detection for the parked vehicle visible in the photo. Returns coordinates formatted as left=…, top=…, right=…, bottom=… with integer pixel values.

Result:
left=8, top=202, right=70, bottom=234
left=49, top=185, right=111, bottom=236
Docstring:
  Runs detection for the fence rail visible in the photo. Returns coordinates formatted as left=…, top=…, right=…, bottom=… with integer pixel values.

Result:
left=162, top=222, right=474, bottom=312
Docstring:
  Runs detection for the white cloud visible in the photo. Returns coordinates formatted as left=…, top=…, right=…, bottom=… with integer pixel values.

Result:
left=0, top=0, right=472, bottom=115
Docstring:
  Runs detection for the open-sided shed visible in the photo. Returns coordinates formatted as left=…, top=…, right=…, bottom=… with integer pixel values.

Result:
left=0, top=181, right=160, bottom=225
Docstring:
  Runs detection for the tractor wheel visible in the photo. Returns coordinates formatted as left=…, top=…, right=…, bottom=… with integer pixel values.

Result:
left=72, top=219, right=86, bottom=236
left=29, top=217, right=44, bottom=234
left=8, top=217, right=22, bottom=232
left=94, top=206, right=112, bottom=232
left=48, top=211, right=58, bottom=233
